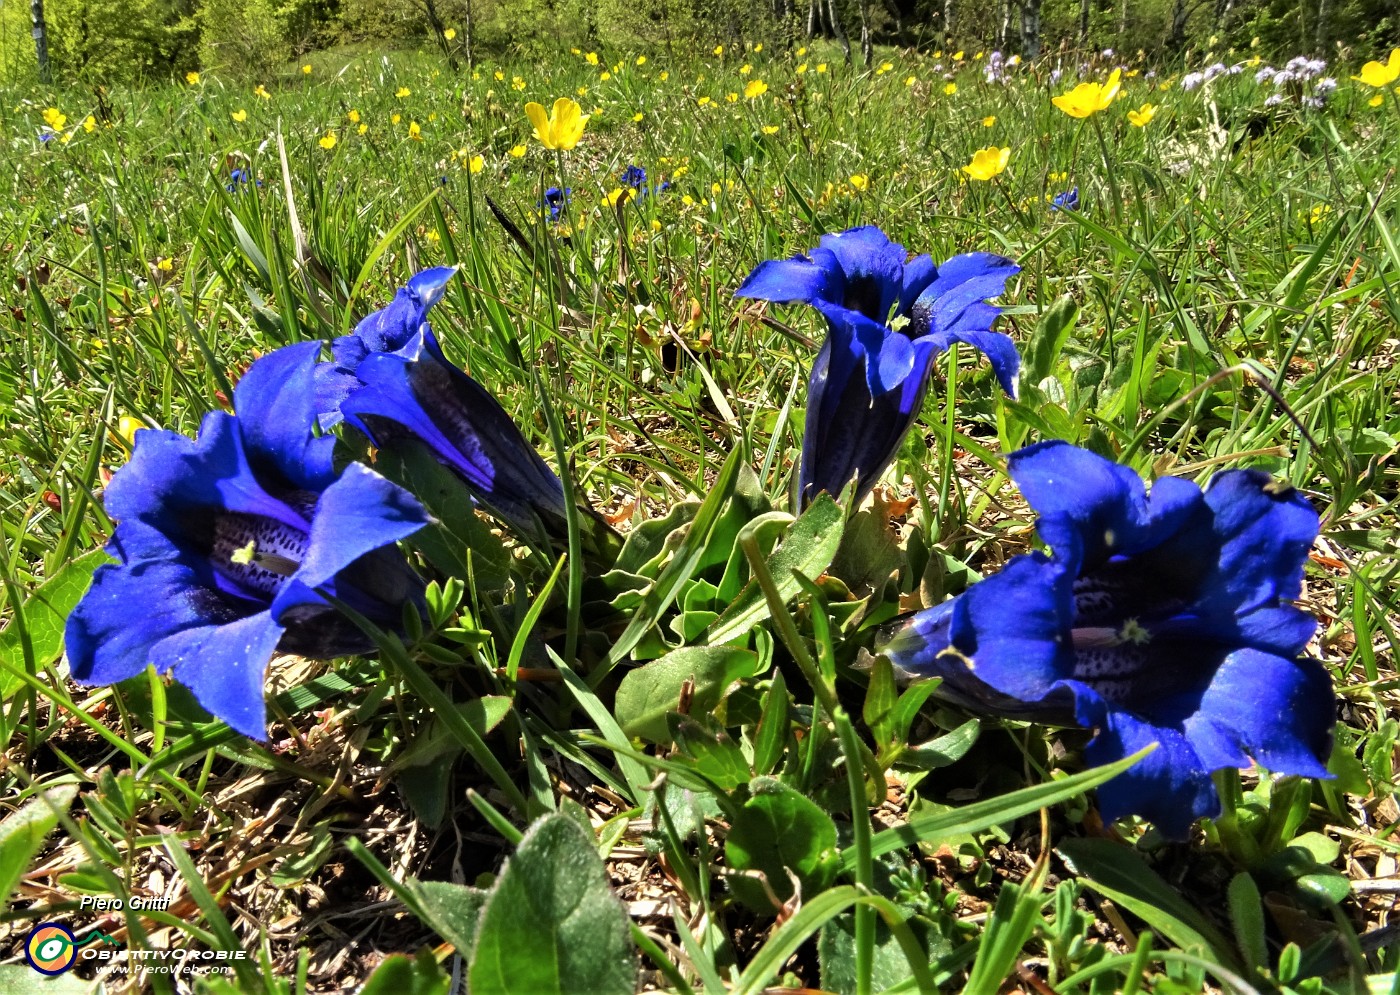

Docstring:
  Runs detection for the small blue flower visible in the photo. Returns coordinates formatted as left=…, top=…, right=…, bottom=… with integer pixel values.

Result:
left=1051, top=187, right=1080, bottom=212
left=620, top=164, right=648, bottom=188
left=66, top=342, right=431, bottom=739
left=541, top=186, right=572, bottom=219
left=736, top=226, right=1019, bottom=505
left=881, top=441, right=1334, bottom=837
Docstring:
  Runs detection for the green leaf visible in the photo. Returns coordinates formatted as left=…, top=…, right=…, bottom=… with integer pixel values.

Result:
left=1227, top=872, right=1268, bottom=974
left=964, top=880, right=1044, bottom=995
left=751, top=669, right=790, bottom=777
left=668, top=713, right=751, bottom=791
left=819, top=912, right=951, bottom=994
left=726, top=777, right=840, bottom=912
left=0, top=783, right=78, bottom=905
left=468, top=813, right=636, bottom=995
left=388, top=697, right=514, bottom=772
left=0, top=965, right=90, bottom=994
left=895, top=719, right=980, bottom=772
left=404, top=879, right=490, bottom=953
left=1022, top=294, right=1079, bottom=389
left=708, top=493, right=846, bottom=644
left=0, top=550, right=106, bottom=697
left=1057, top=836, right=1237, bottom=965
left=360, top=950, right=451, bottom=995
left=863, top=655, right=899, bottom=748
left=269, top=825, right=335, bottom=887
left=890, top=679, right=942, bottom=745
left=615, top=645, right=759, bottom=744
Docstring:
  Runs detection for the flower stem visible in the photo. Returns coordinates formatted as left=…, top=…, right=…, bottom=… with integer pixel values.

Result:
left=1090, top=115, right=1124, bottom=224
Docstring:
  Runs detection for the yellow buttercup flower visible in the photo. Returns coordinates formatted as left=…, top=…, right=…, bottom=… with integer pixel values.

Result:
left=659, top=71, right=669, bottom=81
left=319, top=131, right=337, bottom=149
left=42, top=107, right=66, bottom=129
left=585, top=51, right=599, bottom=65
left=83, top=115, right=96, bottom=132
left=231, top=108, right=248, bottom=122
left=876, top=61, right=893, bottom=75
left=796, top=63, right=808, bottom=74
left=525, top=97, right=589, bottom=150
left=713, top=45, right=724, bottom=56
left=116, top=415, right=142, bottom=449
left=944, top=82, right=957, bottom=95
left=744, top=79, right=768, bottom=99
left=1126, top=102, right=1156, bottom=127
left=817, top=63, right=828, bottom=73
left=953, top=50, right=964, bottom=60
left=408, top=120, right=422, bottom=140
left=632, top=112, right=643, bottom=122
left=697, top=96, right=712, bottom=106
left=962, top=146, right=1010, bottom=181
left=605, top=186, right=636, bottom=207
left=254, top=84, right=271, bottom=100
left=509, top=144, right=526, bottom=157
left=395, top=86, right=411, bottom=98
left=762, top=124, right=779, bottom=134
left=494, top=70, right=504, bottom=81
left=444, top=27, right=456, bottom=40
left=358, top=123, right=368, bottom=135
left=1353, top=48, right=1400, bottom=87
left=156, top=257, right=174, bottom=271
left=348, top=109, right=360, bottom=123
left=469, top=154, right=484, bottom=173
left=391, top=113, right=401, bottom=124
left=636, top=55, right=647, bottom=66
left=302, top=64, right=312, bottom=74
left=849, top=173, right=869, bottom=191
left=905, top=76, right=917, bottom=86
left=797, top=46, right=807, bottom=56
left=740, top=63, right=752, bottom=75
left=1370, top=94, right=1385, bottom=107
left=1052, top=68, right=1123, bottom=118
left=513, top=75, right=527, bottom=90
left=186, top=71, right=200, bottom=85
left=982, top=115, right=996, bottom=127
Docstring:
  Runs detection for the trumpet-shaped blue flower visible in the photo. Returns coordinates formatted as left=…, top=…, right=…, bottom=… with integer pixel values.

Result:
left=1051, top=187, right=1080, bottom=212
left=620, top=164, right=670, bottom=197
left=882, top=441, right=1335, bottom=837
left=541, top=186, right=571, bottom=219
left=66, top=342, right=431, bottom=740
left=736, top=226, right=1019, bottom=504
left=335, top=326, right=570, bottom=545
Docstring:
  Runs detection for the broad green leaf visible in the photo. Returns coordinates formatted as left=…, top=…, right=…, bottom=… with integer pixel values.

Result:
left=0, top=784, right=78, bottom=905
left=360, top=950, right=451, bottom=995
left=387, top=697, right=514, bottom=772
left=708, top=493, right=845, bottom=644
left=1227, top=872, right=1267, bottom=973
left=819, top=912, right=952, bottom=994
left=0, top=550, right=106, bottom=697
left=615, top=645, right=758, bottom=744
left=895, top=719, right=980, bottom=772
left=751, top=669, right=790, bottom=777
left=1022, top=294, right=1079, bottom=389
left=404, top=879, right=490, bottom=953
left=668, top=713, right=750, bottom=791
left=726, top=777, right=840, bottom=912
left=468, top=814, right=636, bottom=995
left=1057, top=836, right=1237, bottom=965
left=863, top=655, right=899, bottom=748
left=0, top=965, right=90, bottom=994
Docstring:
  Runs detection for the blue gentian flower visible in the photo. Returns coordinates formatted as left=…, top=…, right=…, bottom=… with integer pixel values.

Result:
left=881, top=441, right=1335, bottom=837
left=65, top=342, right=431, bottom=739
left=314, top=265, right=457, bottom=428
left=541, top=186, right=572, bottom=219
left=313, top=268, right=574, bottom=546
left=620, top=165, right=648, bottom=188
left=1051, top=187, right=1080, bottom=212
left=337, top=325, right=571, bottom=544
left=736, top=226, right=1019, bottom=504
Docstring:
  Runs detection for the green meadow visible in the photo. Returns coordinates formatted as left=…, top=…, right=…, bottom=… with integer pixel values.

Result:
left=2, top=35, right=1399, bottom=994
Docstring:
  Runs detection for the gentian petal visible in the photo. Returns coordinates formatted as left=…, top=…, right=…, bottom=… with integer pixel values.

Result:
left=815, top=301, right=915, bottom=397
left=1198, top=469, right=1319, bottom=611
left=65, top=524, right=258, bottom=686
left=353, top=265, right=457, bottom=354
left=1008, top=441, right=1203, bottom=566
left=1070, top=682, right=1222, bottom=837
left=895, top=254, right=938, bottom=317
left=1182, top=647, right=1333, bottom=778
left=817, top=226, right=908, bottom=321
left=921, top=326, right=1021, bottom=397
left=151, top=611, right=287, bottom=740
left=735, top=248, right=844, bottom=307
left=279, top=462, right=430, bottom=609
left=233, top=341, right=337, bottom=491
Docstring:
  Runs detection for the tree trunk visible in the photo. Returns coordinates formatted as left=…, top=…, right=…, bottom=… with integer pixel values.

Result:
left=942, top=0, right=954, bottom=45
left=1167, top=0, right=1189, bottom=49
left=857, top=0, right=872, bottom=66
left=418, top=0, right=460, bottom=72
left=807, top=0, right=820, bottom=38
left=1079, top=0, right=1090, bottom=45
left=998, top=0, right=1012, bottom=48
left=881, top=0, right=904, bottom=45
left=31, top=0, right=51, bottom=83
left=1314, top=0, right=1331, bottom=52
left=1118, top=0, right=1129, bottom=43
left=828, top=0, right=852, bottom=63
left=1021, top=0, right=1043, bottom=58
